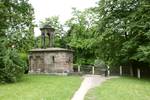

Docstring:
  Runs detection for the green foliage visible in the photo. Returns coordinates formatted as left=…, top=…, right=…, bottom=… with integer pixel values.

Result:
left=38, top=12, right=98, bottom=65
left=38, top=9, right=99, bottom=66
left=38, top=0, right=150, bottom=70
left=0, top=47, right=24, bottom=83
left=19, top=53, right=28, bottom=71
left=94, top=58, right=106, bottom=68
left=40, top=16, right=64, bottom=35
left=95, top=0, right=150, bottom=67
left=0, top=0, right=35, bottom=52
left=65, top=8, right=98, bottom=65
left=0, top=0, right=34, bottom=83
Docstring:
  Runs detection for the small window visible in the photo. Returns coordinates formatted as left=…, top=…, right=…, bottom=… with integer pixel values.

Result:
left=52, top=56, right=55, bottom=63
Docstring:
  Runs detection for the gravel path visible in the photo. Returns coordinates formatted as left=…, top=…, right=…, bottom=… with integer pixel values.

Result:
left=71, top=75, right=117, bottom=100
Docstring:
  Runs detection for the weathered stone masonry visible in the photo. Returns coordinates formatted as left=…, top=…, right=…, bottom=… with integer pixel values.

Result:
left=29, top=48, right=73, bottom=74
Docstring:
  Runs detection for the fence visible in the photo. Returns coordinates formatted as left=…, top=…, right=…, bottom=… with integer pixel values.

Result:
left=73, top=64, right=108, bottom=75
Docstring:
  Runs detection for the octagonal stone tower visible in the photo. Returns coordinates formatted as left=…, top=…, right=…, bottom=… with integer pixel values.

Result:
left=28, top=25, right=73, bottom=74
left=29, top=48, right=73, bottom=74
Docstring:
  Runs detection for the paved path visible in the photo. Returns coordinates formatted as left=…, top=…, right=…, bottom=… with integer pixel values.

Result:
left=71, top=75, right=117, bottom=100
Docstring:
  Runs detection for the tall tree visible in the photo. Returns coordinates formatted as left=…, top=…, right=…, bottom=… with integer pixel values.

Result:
left=0, top=0, right=34, bottom=83
left=95, top=0, right=150, bottom=68
left=65, top=8, right=98, bottom=65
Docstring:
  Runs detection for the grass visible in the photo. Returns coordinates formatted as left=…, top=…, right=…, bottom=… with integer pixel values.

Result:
left=0, top=74, right=82, bottom=100
left=85, top=77, right=150, bottom=100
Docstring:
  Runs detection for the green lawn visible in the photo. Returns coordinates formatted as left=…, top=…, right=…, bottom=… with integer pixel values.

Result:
left=85, top=77, right=150, bottom=100
left=0, top=75, right=82, bottom=100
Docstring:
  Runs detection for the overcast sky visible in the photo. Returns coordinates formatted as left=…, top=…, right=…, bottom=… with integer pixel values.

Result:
left=29, top=0, right=99, bottom=36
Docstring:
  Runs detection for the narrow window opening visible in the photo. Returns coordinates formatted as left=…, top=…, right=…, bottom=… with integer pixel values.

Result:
left=52, top=56, right=55, bottom=63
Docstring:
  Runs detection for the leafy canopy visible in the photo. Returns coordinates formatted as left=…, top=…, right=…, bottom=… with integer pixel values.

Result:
left=0, top=0, right=34, bottom=83
left=95, top=0, right=150, bottom=66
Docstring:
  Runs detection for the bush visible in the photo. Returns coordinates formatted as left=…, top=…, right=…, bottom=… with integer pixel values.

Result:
left=19, top=53, right=28, bottom=73
left=0, top=48, right=24, bottom=83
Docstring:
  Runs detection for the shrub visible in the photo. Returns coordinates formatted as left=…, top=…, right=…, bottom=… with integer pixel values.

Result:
left=0, top=48, right=24, bottom=83
left=19, top=53, right=28, bottom=73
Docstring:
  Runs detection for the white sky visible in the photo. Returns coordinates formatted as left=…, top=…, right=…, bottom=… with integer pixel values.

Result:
left=29, top=0, right=99, bottom=36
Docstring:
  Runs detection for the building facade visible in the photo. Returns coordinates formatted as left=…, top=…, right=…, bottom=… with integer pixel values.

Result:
left=29, top=48, right=73, bottom=74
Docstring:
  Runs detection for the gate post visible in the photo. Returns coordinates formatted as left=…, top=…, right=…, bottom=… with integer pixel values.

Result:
left=107, top=65, right=110, bottom=77
left=120, top=66, right=122, bottom=76
left=78, top=65, right=80, bottom=72
left=92, top=66, right=95, bottom=75
left=137, top=68, right=141, bottom=79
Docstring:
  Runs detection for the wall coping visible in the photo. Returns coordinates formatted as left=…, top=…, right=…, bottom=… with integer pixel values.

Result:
left=29, top=47, right=74, bottom=52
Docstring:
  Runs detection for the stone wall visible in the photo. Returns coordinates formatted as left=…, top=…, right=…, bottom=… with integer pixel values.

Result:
left=29, top=48, right=73, bottom=74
